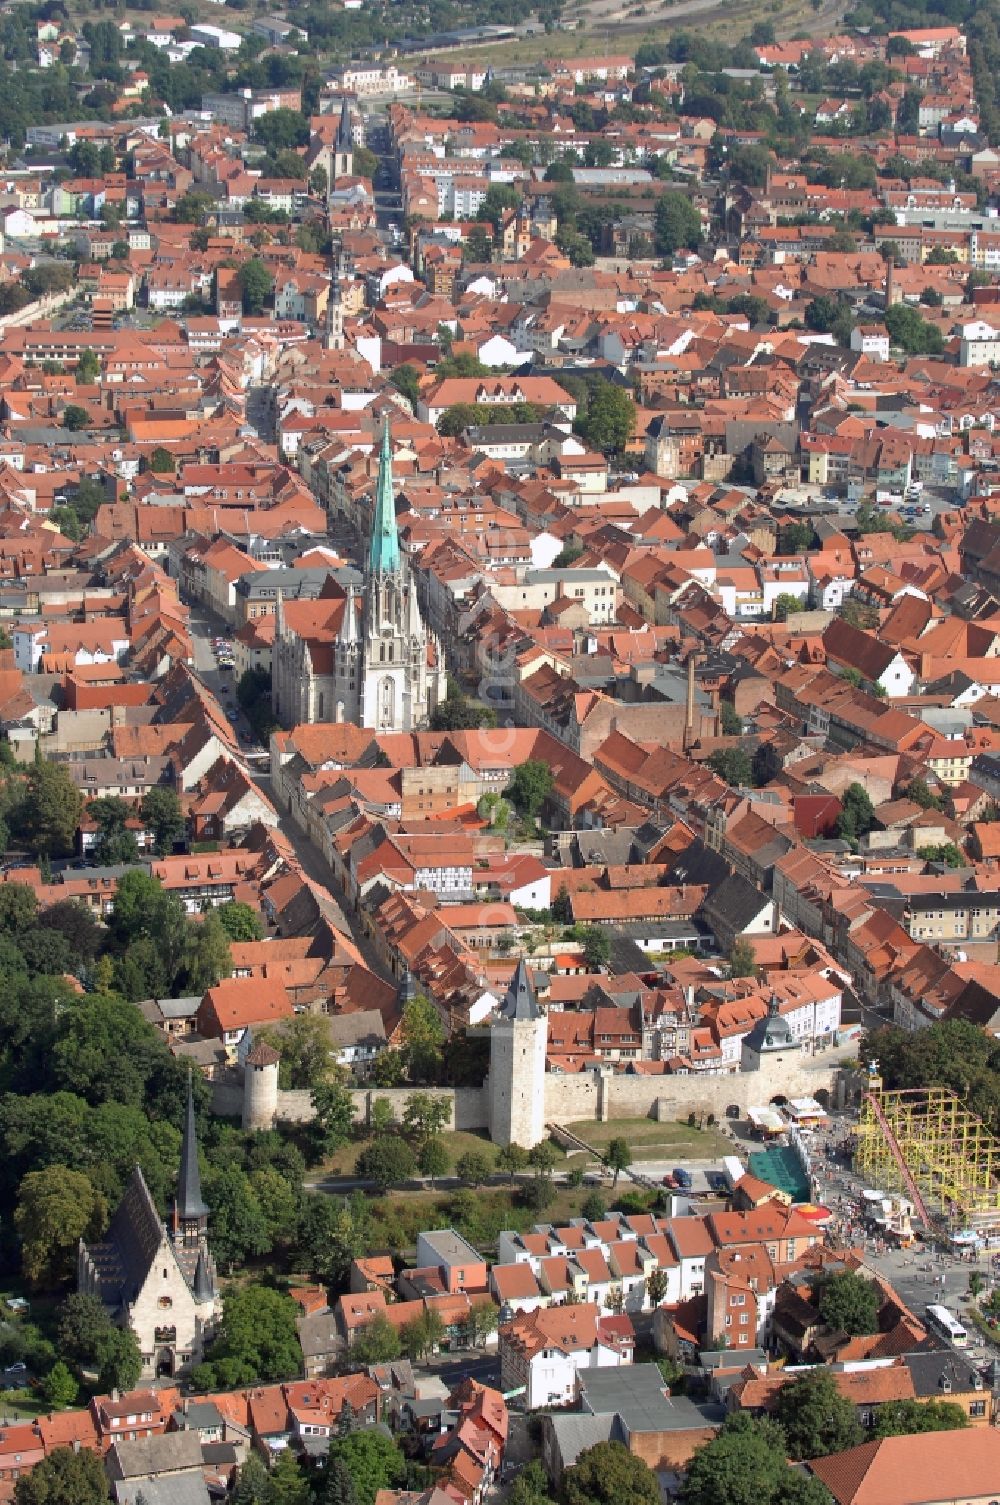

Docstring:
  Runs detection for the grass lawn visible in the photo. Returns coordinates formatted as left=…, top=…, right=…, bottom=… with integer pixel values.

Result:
left=0, top=1389, right=47, bottom=1421
left=561, top=1117, right=732, bottom=1160
left=316, top=1128, right=497, bottom=1179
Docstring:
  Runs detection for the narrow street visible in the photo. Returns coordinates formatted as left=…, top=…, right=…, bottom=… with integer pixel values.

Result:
left=186, top=603, right=394, bottom=982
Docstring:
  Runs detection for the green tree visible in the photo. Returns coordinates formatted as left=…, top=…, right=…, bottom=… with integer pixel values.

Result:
left=468, top=1300, right=499, bottom=1347
left=430, top=691, right=496, bottom=731
left=322, top=1458, right=360, bottom=1505
left=654, top=192, right=702, bottom=255
left=327, top=1428, right=406, bottom=1505
left=681, top=1416, right=832, bottom=1505
left=419, top=1136, right=451, bottom=1185
left=455, top=1150, right=492, bottom=1186
left=436, top=402, right=482, bottom=438
left=582, top=1191, right=606, bottom=1221
left=20, top=760, right=84, bottom=858
left=836, top=782, right=876, bottom=845
left=42, top=1360, right=78, bottom=1409
left=773, top=592, right=806, bottom=622
left=582, top=926, right=611, bottom=970
left=465, top=222, right=493, bottom=263
left=728, top=937, right=758, bottom=979
left=916, top=842, right=965, bottom=869
left=905, top=777, right=945, bottom=812
left=578, top=383, right=636, bottom=453
left=268, top=1447, right=312, bottom=1505
left=873, top=1398, right=969, bottom=1437
left=497, top=1143, right=528, bottom=1182
left=184, top=908, right=232, bottom=994
left=147, top=446, right=175, bottom=475
left=605, top=1136, right=631, bottom=1186
left=402, top=1090, right=450, bottom=1143
left=505, top=759, right=554, bottom=819
left=13, top=1446, right=107, bottom=1505
left=238, top=257, right=273, bottom=315
left=76, top=349, right=100, bottom=385
left=95, top=1325, right=142, bottom=1393
left=369, top=1098, right=394, bottom=1134
left=773, top=1370, right=863, bottom=1459
left=509, top=1461, right=556, bottom=1505
left=399, top=997, right=446, bottom=1083
left=520, top=1176, right=556, bottom=1213
left=351, top=1313, right=402, bottom=1365
left=719, top=701, right=742, bottom=735
left=257, top=1014, right=333, bottom=1089
left=195, top=1285, right=301, bottom=1389
left=15, top=1166, right=106, bottom=1288
left=0, top=883, right=38, bottom=934
left=56, top=1291, right=113, bottom=1364
left=646, top=1267, right=669, bottom=1307
left=818, top=1270, right=880, bottom=1335
left=400, top=1308, right=445, bottom=1362
left=61, top=405, right=90, bottom=432
left=476, top=183, right=520, bottom=231
left=391, top=364, right=421, bottom=409
left=563, top=1441, right=660, bottom=1505
left=528, top=1140, right=557, bottom=1178
left=708, top=748, right=753, bottom=788
left=355, top=1137, right=416, bottom=1190
left=203, top=1166, right=269, bottom=1272
left=217, top=900, right=263, bottom=942
left=254, top=108, right=309, bottom=150
left=88, top=796, right=139, bottom=866
left=311, top=1077, right=355, bottom=1153
left=885, top=302, right=944, bottom=355
left=231, top=1453, right=271, bottom=1505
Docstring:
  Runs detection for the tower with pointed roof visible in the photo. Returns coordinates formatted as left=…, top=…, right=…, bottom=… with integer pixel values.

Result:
left=333, top=95, right=354, bottom=182
left=77, top=1074, right=218, bottom=1379
left=324, top=271, right=344, bottom=352
left=328, top=417, right=445, bottom=731
left=273, top=419, right=445, bottom=730
left=489, top=959, right=548, bottom=1148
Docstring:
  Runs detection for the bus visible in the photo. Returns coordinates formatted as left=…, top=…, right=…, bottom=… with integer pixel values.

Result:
left=925, top=1304, right=969, bottom=1348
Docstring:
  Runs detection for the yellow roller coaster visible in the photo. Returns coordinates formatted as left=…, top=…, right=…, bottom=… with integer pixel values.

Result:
left=854, top=1074, right=1000, bottom=1235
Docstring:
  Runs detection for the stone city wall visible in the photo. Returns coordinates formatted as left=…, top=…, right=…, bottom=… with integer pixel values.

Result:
left=217, top=1060, right=854, bottom=1139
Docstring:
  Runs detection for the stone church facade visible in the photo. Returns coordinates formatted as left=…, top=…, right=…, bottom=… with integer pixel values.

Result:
left=272, top=420, right=447, bottom=731
left=78, top=1080, right=218, bottom=1379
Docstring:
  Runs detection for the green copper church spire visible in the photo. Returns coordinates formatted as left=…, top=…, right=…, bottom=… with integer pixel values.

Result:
left=368, top=418, right=401, bottom=575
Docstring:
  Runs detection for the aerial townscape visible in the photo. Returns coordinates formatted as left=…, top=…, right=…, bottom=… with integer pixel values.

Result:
left=4, top=2, right=1000, bottom=1505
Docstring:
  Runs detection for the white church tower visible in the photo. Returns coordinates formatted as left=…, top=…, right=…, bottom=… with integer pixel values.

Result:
left=325, top=417, right=446, bottom=732
left=489, top=959, right=548, bottom=1148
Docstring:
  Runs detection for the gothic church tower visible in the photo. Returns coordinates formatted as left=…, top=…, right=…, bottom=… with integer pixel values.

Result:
left=329, top=418, right=446, bottom=731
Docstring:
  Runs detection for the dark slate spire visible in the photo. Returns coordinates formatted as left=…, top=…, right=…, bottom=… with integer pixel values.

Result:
left=500, top=958, right=541, bottom=1021
left=337, top=95, right=353, bottom=151
left=193, top=1247, right=214, bottom=1302
left=177, top=1072, right=209, bottom=1223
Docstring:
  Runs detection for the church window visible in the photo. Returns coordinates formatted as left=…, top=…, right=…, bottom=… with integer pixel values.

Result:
left=158, top=1296, right=173, bottom=1309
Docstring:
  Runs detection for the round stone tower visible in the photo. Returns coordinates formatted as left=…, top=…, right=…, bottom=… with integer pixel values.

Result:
left=243, top=1041, right=280, bottom=1131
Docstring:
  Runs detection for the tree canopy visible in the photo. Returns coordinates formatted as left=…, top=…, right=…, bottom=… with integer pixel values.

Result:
left=773, top=1370, right=863, bottom=1459
left=563, top=1441, right=660, bottom=1505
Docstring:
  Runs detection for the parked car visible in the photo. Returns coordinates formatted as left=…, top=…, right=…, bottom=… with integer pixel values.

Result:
left=672, top=1167, right=693, bottom=1189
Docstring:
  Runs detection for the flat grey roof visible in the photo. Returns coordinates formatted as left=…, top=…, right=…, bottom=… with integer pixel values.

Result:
left=418, top=1228, right=483, bottom=1265
left=580, top=1363, right=725, bottom=1433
